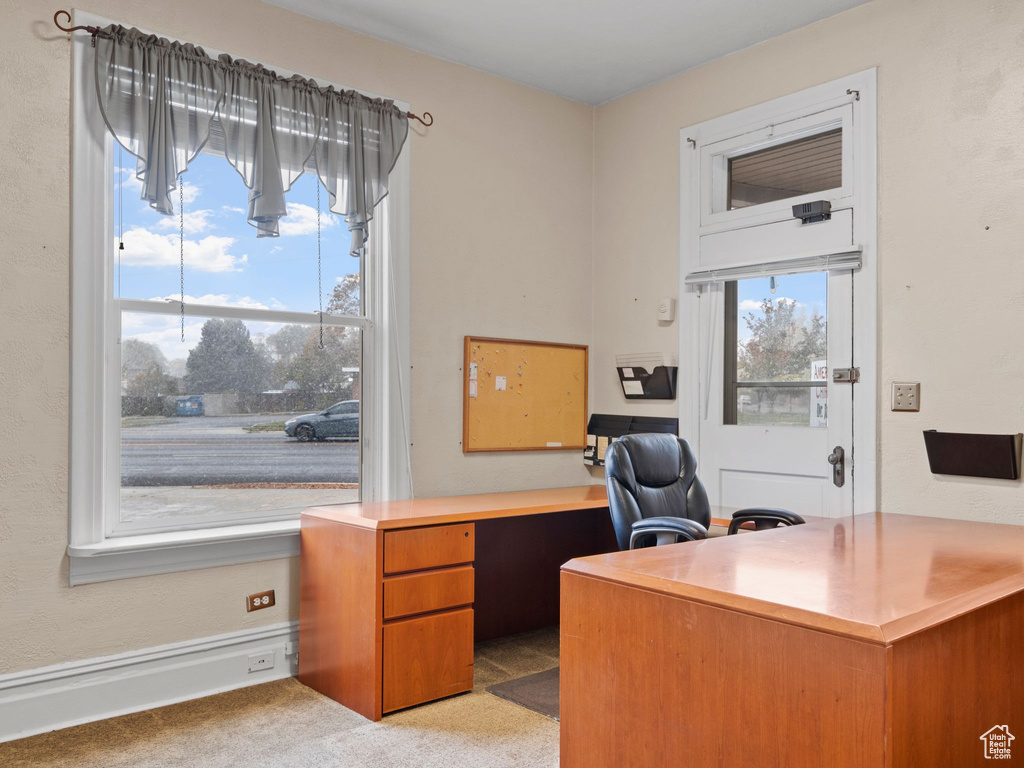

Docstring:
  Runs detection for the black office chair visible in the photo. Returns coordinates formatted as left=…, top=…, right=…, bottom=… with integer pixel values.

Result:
left=604, top=433, right=805, bottom=550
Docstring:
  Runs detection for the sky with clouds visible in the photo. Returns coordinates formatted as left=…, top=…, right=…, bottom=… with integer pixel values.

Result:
left=116, top=151, right=360, bottom=361
left=734, top=272, right=827, bottom=345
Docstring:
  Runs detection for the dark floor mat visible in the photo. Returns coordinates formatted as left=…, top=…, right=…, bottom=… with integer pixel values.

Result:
left=486, top=666, right=559, bottom=721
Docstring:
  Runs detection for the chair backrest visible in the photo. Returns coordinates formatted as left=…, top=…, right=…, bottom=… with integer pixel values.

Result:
left=604, top=433, right=711, bottom=551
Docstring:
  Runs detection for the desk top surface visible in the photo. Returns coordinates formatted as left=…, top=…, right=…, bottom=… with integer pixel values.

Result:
left=303, top=485, right=611, bottom=530
left=564, top=513, right=1024, bottom=644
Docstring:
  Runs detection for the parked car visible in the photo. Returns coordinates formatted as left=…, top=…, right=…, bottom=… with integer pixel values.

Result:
left=284, top=401, right=359, bottom=441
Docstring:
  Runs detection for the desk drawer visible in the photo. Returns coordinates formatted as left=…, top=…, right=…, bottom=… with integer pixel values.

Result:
left=384, top=565, right=475, bottom=620
left=383, top=607, right=474, bottom=713
left=384, top=523, right=475, bottom=574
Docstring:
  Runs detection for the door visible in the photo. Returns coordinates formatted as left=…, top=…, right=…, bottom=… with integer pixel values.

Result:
left=697, top=268, right=853, bottom=518
left=680, top=72, right=877, bottom=519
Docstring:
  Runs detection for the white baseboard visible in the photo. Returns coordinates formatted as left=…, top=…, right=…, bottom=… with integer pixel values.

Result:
left=0, top=621, right=298, bottom=744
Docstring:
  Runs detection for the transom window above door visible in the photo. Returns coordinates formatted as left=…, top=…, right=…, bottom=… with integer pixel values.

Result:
left=699, top=102, right=854, bottom=230
left=728, top=128, right=842, bottom=210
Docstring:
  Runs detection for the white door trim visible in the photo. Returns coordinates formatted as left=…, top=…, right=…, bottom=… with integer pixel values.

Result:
left=679, top=69, right=878, bottom=515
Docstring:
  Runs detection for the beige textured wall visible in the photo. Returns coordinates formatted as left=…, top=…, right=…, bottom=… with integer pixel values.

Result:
left=0, top=0, right=593, bottom=674
left=591, top=0, right=1024, bottom=524
left=4, top=0, right=1022, bottom=679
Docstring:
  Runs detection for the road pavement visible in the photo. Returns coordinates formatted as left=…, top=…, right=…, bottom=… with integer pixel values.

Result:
left=120, top=414, right=360, bottom=486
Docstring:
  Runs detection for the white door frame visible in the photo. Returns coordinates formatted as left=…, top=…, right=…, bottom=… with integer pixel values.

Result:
left=678, top=69, right=878, bottom=515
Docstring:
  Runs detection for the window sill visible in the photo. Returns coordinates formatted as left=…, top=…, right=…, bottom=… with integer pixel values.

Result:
left=67, top=520, right=300, bottom=585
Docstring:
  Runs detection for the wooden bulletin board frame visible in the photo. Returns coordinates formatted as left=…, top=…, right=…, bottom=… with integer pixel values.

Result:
left=463, top=336, right=588, bottom=453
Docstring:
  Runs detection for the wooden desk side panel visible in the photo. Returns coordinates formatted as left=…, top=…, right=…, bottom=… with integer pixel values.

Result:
left=560, top=571, right=888, bottom=768
left=890, top=590, right=1024, bottom=768
left=299, top=517, right=383, bottom=720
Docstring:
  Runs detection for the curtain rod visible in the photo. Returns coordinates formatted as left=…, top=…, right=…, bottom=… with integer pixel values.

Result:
left=53, top=10, right=434, bottom=127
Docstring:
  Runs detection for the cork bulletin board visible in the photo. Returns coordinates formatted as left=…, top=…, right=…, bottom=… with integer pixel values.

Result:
left=463, top=336, right=588, bottom=453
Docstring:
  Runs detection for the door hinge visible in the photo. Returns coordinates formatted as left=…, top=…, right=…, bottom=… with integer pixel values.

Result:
left=832, top=367, right=860, bottom=383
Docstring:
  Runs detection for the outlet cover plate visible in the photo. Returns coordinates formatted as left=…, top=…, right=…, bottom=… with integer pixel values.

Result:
left=891, top=382, right=920, bottom=412
left=246, top=589, right=276, bottom=612
left=248, top=651, right=275, bottom=673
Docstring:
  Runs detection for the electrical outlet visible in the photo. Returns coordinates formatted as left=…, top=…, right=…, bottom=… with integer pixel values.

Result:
left=891, top=382, right=920, bottom=412
left=247, top=651, right=275, bottom=673
left=246, top=589, right=276, bottom=612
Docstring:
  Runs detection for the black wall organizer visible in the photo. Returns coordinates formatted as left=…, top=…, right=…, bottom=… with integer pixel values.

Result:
left=616, top=366, right=678, bottom=400
left=922, top=430, right=1023, bottom=480
left=584, top=413, right=679, bottom=467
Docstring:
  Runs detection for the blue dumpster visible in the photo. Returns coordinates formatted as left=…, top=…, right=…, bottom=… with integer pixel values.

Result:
left=176, top=396, right=204, bottom=416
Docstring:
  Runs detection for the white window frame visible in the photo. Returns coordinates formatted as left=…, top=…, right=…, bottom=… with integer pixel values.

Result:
left=67, top=10, right=412, bottom=584
left=678, top=69, right=878, bottom=515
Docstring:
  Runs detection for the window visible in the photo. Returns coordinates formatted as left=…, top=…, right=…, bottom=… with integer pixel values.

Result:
left=701, top=103, right=853, bottom=227
left=68, top=11, right=411, bottom=582
left=114, top=153, right=365, bottom=534
left=723, top=272, right=828, bottom=427
left=728, top=128, right=842, bottom=210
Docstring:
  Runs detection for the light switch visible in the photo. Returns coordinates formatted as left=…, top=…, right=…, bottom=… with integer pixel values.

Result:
left=891, top=382, right=920, bottom=412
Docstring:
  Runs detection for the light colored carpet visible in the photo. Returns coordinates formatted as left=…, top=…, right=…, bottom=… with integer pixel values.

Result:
left=0, top=628, right=561, bottom=768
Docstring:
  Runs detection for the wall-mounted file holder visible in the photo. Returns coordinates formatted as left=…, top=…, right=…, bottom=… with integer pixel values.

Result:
left=616, top=366, right=678, bottom=400
left=584, top=413, right=679, bottom=467
left=922, top=430, right=1023, bottom=480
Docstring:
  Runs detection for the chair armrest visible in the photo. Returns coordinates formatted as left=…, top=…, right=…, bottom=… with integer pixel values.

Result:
left=728, top=508, right=806, bottom=535
left=629, top=517, right=709, bottom=549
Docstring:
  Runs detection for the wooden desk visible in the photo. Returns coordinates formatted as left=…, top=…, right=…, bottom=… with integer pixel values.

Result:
left=299, top=485, right=617, bottom=720
left=560, top=513, right=1024, bottom=768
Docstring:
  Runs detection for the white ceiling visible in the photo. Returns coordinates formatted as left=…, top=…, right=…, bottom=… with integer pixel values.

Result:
left=264, top=0, right=871, bottom=105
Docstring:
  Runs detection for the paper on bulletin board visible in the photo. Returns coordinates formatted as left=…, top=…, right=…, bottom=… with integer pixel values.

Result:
left=495, top=376, right=507, bottom=391
left=469, top=380, right=478, bottom=398
left=623, top=380, right=644, bottom=396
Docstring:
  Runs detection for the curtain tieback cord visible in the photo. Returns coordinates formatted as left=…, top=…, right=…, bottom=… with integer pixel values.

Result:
left=52, top=10, right=435, bottom=127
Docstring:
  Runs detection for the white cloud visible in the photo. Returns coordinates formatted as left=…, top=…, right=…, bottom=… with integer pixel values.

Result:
left=118, top=226, right=246, bottom=272
left=122, top=304, right=286, bottom=360
left=738, top=297, right=801, bottom=311
left=180, top=181, right=201, bottom=204
left=155, top=209, right=216, bottom=235
left=147, top=293, right=271, bottom=310
left=279, top=203, right=338, bottom=236
left=116, top=170, right=200, bottom=205
left=122, top=315, right=204, bottom=361
left=117, top=166, right=143, bottom=195
left=222, top=205, right=246, bottom=214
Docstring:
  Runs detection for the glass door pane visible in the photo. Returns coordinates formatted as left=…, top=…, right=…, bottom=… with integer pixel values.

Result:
left=724, top=272, right=828, bottom=427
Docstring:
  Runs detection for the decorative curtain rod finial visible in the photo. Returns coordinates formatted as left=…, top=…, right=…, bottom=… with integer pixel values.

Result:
left=408, top=111, right=433, bottom=127
left=53, top=9, right=99, bottom=34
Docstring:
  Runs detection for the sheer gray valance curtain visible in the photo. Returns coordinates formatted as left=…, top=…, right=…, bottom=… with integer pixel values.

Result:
left=94, top=24, right=409, bottom=256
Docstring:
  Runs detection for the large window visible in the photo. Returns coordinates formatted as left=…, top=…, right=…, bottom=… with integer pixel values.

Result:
left=68, top=12, right=411, bottom=582
left=114, top=153, right=365, bottom=533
